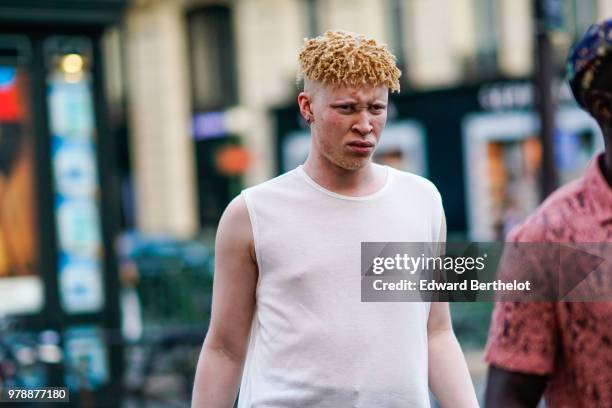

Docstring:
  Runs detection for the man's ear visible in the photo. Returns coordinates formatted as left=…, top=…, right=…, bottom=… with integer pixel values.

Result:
left=297, top=92, right=314, bottom=124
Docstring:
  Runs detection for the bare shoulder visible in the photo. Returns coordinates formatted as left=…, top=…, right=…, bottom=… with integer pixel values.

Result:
left=217, top=194, right=255, bottom=261
left=219, top=194, right=250, bottom=227
left=203, top=194, right=258, bottom=362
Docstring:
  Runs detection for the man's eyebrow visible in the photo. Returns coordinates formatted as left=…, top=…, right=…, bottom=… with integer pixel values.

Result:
left=331, top=100, right=387, bottom=105
left=331, top=99, right=357, bottom=104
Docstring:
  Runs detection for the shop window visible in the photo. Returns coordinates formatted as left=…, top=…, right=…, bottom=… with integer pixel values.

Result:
left=567, top=0, right=597, bottom=40
left=471, top=0, right=499, bottom=78
left=187, top=5, right=238, bottom=111
left=187, top=6, right=241, bottom=226
left=303, top=0, right=319, bottom=37
left=386, top=0, right=407, bottom=87
left=550, top=0, right=597, bottom=69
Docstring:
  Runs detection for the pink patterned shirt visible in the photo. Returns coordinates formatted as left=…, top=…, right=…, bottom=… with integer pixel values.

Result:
left=485, top=153, right=612, bottom=408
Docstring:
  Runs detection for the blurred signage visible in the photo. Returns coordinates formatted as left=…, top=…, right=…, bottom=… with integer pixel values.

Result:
left=46, top=38, right=104, bottom=314
left=0, top=66, right=22, bottom=121
left=48, top=78, right=95, bottom=138
left=53, top=140, right=97, bottom=197
left=193, top=111, right=227, bottom=140
left=56, top=198, right=101, bottom=256
left=0, top=277, right=43, bottom=315
left=0, top=63, right=42, bottom=315
left=215, top=145, right=250, bottom=176
left=478, top=80, right=573, bottom=111
left=59, top=257, right=104, bottom=315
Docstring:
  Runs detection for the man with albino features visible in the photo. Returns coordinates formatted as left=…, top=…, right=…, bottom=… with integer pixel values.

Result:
left=192, top=30, right=479, bottom=407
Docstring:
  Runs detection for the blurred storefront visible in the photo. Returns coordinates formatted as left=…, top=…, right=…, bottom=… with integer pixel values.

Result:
left=0, top=1, right=127, bottom=405
left=124, top=0, right=305, bottom=235
left=122, top=0, right=612, bottom=236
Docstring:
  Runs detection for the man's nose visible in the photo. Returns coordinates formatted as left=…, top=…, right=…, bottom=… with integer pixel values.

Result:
left=351, top=112, right=373, bottom=135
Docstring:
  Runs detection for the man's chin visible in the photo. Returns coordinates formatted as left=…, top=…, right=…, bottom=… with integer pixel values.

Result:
left=334, top=157, right=372, bottom=171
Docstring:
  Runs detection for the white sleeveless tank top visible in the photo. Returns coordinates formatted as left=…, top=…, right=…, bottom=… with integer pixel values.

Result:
left=238, top=164, right=445, bottom=407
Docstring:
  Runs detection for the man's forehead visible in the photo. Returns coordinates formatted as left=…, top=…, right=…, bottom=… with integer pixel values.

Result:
left=317, top=82, right=388, bottom=100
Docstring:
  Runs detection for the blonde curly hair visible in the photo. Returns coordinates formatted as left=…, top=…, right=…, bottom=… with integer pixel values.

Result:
left=298, top=30, right=401, bottom=93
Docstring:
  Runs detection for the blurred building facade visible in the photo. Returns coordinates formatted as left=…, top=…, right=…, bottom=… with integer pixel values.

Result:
left=114, top=0, right=612, bottom=237
left=0, top=0, right=129, bottom=403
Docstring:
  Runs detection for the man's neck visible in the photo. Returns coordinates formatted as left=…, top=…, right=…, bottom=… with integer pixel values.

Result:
left=302, top=154, right=386, bottom=197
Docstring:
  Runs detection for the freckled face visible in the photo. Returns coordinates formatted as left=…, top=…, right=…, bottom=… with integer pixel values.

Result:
left=308, top=84, right=388, bottom=170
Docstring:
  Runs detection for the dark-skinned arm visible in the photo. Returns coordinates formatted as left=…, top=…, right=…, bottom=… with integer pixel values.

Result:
left=485, top=365, right=548, bottom=408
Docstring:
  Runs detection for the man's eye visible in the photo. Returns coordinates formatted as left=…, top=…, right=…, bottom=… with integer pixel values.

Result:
left=370, top=106, right=386, bottom=113
left=338, top=105, right=354, bottom=112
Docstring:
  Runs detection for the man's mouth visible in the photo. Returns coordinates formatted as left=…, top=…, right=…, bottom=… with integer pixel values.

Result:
left=346, top=141, right=375, bottom=154
left=347, top=141, right=374, bottom=148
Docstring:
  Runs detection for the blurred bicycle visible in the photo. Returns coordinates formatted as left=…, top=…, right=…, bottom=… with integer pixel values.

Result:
left=0, top=316, right=63, bottom=393
left=117, top=233, right=213, bottom=406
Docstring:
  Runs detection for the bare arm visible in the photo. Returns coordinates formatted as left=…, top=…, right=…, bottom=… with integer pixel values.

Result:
left=484, top=366, right=547, bottom=408
left=192, top=196, right=258, bottom=407
left=428, top=301, right=480, bottom=408
left=428, top=207, right=477, bottom=406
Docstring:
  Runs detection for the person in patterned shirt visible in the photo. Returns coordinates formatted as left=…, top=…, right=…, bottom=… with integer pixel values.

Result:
left=484, top=19, right=612, bottom=407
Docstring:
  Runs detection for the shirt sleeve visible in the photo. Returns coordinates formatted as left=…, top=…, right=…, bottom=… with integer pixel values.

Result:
left=484, top=301, right=557, bottom=375
left=484, top=221, right=559, bottom=376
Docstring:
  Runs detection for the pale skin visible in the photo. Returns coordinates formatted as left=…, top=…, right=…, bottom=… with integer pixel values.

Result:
left=192, top=79, right=479, bottom=407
